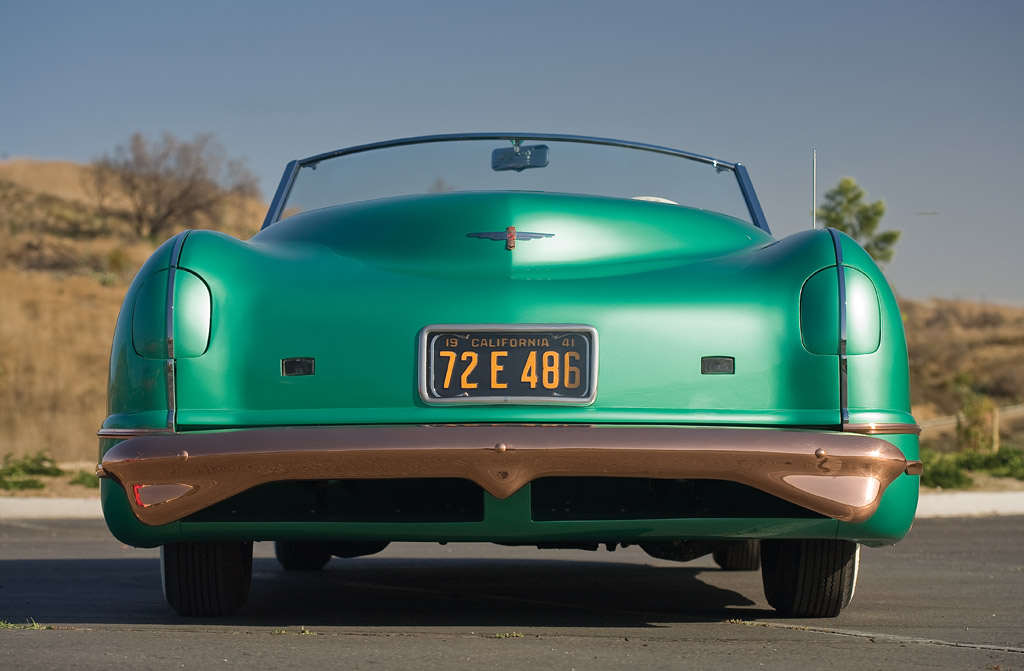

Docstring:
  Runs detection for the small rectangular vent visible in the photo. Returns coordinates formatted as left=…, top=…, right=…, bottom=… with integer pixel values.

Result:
left=701, top=356, right=735, bottom=375
left=281, top=357, right=315, bottom=376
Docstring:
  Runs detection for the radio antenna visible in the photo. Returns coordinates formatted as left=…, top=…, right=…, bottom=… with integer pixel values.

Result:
left=812, top=149, right=817, bottom=229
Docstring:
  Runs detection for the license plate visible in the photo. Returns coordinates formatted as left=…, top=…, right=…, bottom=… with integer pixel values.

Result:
left=419, top=324, right=598, bottom=404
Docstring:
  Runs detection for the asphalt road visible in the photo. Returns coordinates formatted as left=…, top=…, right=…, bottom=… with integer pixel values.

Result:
left=1, top=517, right=1021, bottom=670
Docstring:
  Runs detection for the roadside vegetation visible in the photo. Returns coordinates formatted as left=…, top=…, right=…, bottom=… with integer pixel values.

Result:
left=921, top=447, right=1024, bottom=490
left=0, top=619, right=52, bottom=630
left=0, top=452, right=62, bottom=491
left=904, top=299, right=1024, bottom=489
left=0, top=451, right=97, bottom=492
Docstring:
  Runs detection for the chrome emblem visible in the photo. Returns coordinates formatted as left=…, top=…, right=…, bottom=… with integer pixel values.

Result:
left=467, top=227, right=554, bottom=251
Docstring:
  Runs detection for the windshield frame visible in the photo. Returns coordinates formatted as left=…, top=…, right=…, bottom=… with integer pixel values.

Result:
left=261, top=133, right=770, bottom=233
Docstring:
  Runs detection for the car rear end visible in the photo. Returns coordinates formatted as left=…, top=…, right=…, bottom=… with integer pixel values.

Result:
left=98, top=135, right=920, bottom=617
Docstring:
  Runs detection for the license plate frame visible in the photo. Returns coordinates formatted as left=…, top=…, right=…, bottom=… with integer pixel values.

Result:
left=418, top=324, right=598, bottom=405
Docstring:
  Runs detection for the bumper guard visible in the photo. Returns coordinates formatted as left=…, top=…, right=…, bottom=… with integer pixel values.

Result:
left=98, top=424, right=922, bottom=527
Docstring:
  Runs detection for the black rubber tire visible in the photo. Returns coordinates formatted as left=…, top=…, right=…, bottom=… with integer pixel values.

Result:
left=712, top=540, right=761, bottom=571
left=161, top=541, right=252, bottom=617
left=761, top=539, right=859, bottom=618
left=274, top=541, right=333, bottom=571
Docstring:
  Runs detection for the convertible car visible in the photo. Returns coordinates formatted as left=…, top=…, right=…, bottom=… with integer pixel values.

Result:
left=98, top=133, right=921, bottom=618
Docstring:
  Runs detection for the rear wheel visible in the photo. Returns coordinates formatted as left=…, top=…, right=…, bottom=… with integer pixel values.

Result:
left=161, top=541, right=252, bottom=617
left=712, top=540, right=761, bottom=571
left=274, top=541, right=333, bottom=571
left=761, top=540, right=856, bottom=618
left=761, top=539, right=859, bottom=618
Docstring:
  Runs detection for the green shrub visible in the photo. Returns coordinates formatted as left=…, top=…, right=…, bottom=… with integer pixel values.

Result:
left=919, top=446, right=1024, bottom=490
left=0, top=477, right=45, bottom=491
left=1, top=452, right=63, bottom=477
left=0, top=452, right=64, bottom=491
left=69, top=470, right=99, bottom=488
left=920, top=449, right=974, bottom=489
left=955, top=448, right=1024, bottom=480
left=953, top=382, right=997, bottom=452
left=106, top=247, right=128, bottom=274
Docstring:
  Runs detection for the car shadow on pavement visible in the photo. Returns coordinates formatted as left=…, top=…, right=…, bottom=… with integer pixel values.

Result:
left=0, top=556, right=775, bottom=627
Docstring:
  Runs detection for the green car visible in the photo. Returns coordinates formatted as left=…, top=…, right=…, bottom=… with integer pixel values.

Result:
left=98, top=134, right=921, bottom=618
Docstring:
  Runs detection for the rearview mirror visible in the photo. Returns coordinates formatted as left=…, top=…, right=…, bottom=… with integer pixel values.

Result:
left=491, top=144, right=549, bottom=172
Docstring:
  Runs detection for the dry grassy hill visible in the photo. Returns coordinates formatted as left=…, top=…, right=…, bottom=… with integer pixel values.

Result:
left=1, top=159, right=1021, bottom=463
left=0, top=158, right=263, bottom=280
left=0, top=159, right=265, bottom=462
left=903, top=299, right=1024, bottom=420
left=0, top=159, right=99, bottom=203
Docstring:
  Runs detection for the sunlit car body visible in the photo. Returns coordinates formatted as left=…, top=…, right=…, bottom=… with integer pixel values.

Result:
left=98, top=134, right=921, bottom=617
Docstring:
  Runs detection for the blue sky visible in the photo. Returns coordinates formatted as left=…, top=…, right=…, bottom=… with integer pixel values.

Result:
left=3, top=0, right=1022, bottom=304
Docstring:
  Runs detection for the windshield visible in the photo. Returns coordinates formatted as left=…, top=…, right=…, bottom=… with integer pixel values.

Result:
left=273, top=135, right=757, bottom=226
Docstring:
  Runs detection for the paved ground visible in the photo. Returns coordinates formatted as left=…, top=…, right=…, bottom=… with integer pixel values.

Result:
left=0, top=517, right=1021, bottom=670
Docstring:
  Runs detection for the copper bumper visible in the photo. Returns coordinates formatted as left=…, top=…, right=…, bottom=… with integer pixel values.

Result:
left=99, top=425, right=922, bottom=527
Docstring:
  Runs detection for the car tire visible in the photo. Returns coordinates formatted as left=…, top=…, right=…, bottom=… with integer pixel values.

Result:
left=274, top=541, right=333, bottom=571
left=712, top=540, right=761, bottom=571
left=161, top=541, right=252, bottom=617
left=760, top=539, right=859, bottom=618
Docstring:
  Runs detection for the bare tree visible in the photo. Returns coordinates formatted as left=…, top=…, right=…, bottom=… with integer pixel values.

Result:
left=91, top=132, right=258, bottom=238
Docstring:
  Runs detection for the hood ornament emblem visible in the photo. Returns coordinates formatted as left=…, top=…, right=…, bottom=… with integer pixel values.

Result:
left=467, top=227, right=554, bottom=251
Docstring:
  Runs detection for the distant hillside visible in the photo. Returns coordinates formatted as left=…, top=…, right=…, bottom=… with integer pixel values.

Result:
left=903, top=299, right=1024, bottom=420
left=0, top=159, right=1020, bottom=461
left=0, top=159, right=268, bottom=462
left=0, top=158, right=266, bottom=283
left=0, top=159, right=98, bottom=204
left=0, top=158, right=267, bottom=226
